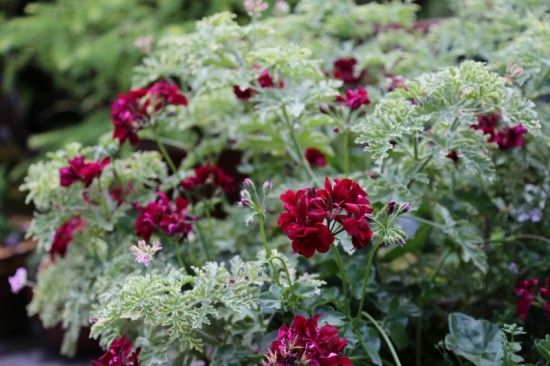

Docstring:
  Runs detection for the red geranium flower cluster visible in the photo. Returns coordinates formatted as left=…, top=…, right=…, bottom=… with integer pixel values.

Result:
left=277, top=178, right=373, bottom=258
left=180, top=163, right=235, bottom=195
left=472, top=112, right=528, bottom=150
left=515, top=277, right=550, bottom=320
left=336, top=87, right=370, bottom=110
left=332, top=57, right=366, bottom=85
left=59, top=156, right=110, bottom=188
left=135, top=192, right=193, bottom=240
left=233, top=69, right=284, bottom=102
left=263, top=314, right=352, bottom=366
left=92, top=336, right=141, bottom=366
left=50, top=216, right=86, bottom=259
left=111, top=81, right=188, bottom=145
left=305, top=148, right=327, bottom=168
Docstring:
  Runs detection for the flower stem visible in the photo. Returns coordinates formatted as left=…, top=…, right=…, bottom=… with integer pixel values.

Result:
left=154, top=128, right=177, bottom=173
left=362, top=311, right=402, bottom=366
left=267, top=256, right=293, bottom=288
left=258, top=213, right=272, bottom=258
left=356, top=241, right=382, bottom=319
left=331, top=245, right=351, bottom=318
left=343, top=129, right=350, bottom=176
left=281, top=106, right=320, bottom=186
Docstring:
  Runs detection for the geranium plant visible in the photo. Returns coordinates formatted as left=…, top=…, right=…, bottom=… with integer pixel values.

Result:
left=14, top=0, right=549, bottom=365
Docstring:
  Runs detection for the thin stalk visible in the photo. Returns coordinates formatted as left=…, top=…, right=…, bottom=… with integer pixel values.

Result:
left=258, top=214, right=272, bottom=258
left=194, top=220, right=212, bottom=262
left=413, top=132, right=419, bottom=161
left=331, top=245, right=351, bottom=318
left=281, top=106, right=320, bottom=186
left=356, top=241, right=383, bottom=319
left=343, top=129, right=350, bottom=176
left=154, top=128, right=177, bottom=173
left=267, top=256, right=293, bottom=288
left=363, top=311, right=402, bottom=366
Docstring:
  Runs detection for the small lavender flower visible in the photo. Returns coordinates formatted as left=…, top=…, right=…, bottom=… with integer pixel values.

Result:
left=400, top=202, right=413, bottom=213
left=239, top=189, right=252, bottom=207
left=244, top=0, right=268, bottom=18
left=130, top=240, right=162, bottom=267
left=508, top=262, right=519, bottom=274
left=274, top=0, right=290, bottom=16
left=8, top=267, right=27, bottom=294
left=517, top=207, right=543, bottom=223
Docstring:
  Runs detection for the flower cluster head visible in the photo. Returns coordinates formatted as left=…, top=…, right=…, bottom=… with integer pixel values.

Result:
left=263, top=314, right=352, bottom=366
left=8, top=267, right=27, bottom=294
left=111, top=80, right=187, bottom=145
left=472, top=112, right=528, bottom=150
left=130, top=240, right=162, bottom=267
left=305, top=148, right=327, bottom=168
left=233, top=69, right=284, bottom=102
left=135, top=192, right=193, bottom=240
left=50, top=216, right=86, bottom=259
left=180, top=163, right=235, bottom=196
left=274, top=0, right=290, bottom=16
left=332, top=57, right=366, bottom=85
left=336, top=87, right=370, bottom=110
left=92, top=336, right=141, bottom=366
left=59, top=156, right=110, bottom=188
left=515, top=278, right=550, bottom=320
left=244, top=0, right=269, bottom=18
left=278, top=178, right=373, bottom=258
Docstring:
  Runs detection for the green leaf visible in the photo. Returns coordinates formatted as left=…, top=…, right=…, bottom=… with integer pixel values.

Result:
left=535, top=335, right=550, bottom=362
left=445, top=313, right=505, bottom=366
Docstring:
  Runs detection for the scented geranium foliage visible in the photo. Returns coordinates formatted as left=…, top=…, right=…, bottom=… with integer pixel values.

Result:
left=19, top=0, right=549, bottom=365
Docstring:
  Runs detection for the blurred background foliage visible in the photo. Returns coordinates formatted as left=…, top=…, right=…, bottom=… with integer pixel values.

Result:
left=0, top=0, right=448, bottom=208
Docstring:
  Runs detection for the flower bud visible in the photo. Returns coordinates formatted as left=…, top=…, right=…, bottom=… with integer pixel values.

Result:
left=400, top=202, right=412, bottom=213
left=262, top=180, right=273, bottom=192
left=386, top=201, right=397, bottom=214
left=243, top=178, right=253, bottom=187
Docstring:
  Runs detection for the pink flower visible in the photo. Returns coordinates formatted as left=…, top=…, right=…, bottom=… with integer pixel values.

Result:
left=305, top=148, right=327, bottom=168
left=50, top=216, right=86, bottom=259
left=147, top=80, right=188, bottom=109
left=244, top=0, right=269, bottom=18
left=472, top=112, right=528, bottom=150
left=336, top=87, right=370, bottom=110
left=130, top=240, right=162, bottom=267
left=59, top=156, right=110, bottom=187
left=8, top=267, right=27, bottom=294
left=263, top=314, right=352, bottom=366
left=92, top=336, right=141, bottom=366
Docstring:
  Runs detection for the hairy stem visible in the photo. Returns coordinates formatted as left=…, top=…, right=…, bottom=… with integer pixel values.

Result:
left=356, top=241, right=382, bottom=319
left=362, top=311, right=402, bottom=366
left=154, top=128, right=177, bottom=173
left=331, top=245, right=351, bottom=318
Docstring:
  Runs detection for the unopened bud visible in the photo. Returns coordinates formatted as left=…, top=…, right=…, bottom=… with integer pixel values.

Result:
left=243, top=178, right=253, bottom=187
left=400, top=202, right=412, bottom=213
left=262, top=180, right=273, bottom=192
left=386, top=201, right=397, bottom=214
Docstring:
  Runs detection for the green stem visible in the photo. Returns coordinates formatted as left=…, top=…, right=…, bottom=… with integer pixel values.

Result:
left=281, top=106, right=320, bottom=186
left=343, top=129, right=350, bottom=176
left=356, top=241, right=382, bottom=319
left=154, top=128, right=177, bottom=173
left=331, top=245, right=351, bottom=318
left=363, top=311, right=402, bottom=366
left=413, top=132, right=419, bottom=161
left=173, top=239, right=185, bottom=269
left=267, top=256, right=293, bottom=288
left=194, top=220, right=212, bottom=262
left=258, top=214, right=272, bottom=258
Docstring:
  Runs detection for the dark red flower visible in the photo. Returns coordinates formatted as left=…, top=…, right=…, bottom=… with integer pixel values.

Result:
left=92, top=336, right=141, bottom=366
left=278, top=188, right=334, bottom=257
left=233, top=85, right=255, bottom=101
left=336, top=87, right=370, bottom=110
left=305, top=148, right=327, bottom=168
left=50, top=216, right=86, bottom=259
left=60, top=156, right=110, bottom=188
left=263, top=314, right=352, bottom=366
left=180, top=164, right=235, bottom=195
left=332, top=57, right=365, bottom=85
left=111, top=88, right=149, bottom=145
left=111, top=81, right=187, bottom=145
left=446, top=150, right=459, bottom=162
left=277, top=178, right=372, bottom=257
left=515, top=278, right=539, bottom=320
left=258, top=70, right=285, bottom=89
left=493, top=124, right=528, bottom=150
left=135, top=192, right=193, bottom=240
left=472, top=112, right=528, bottom=150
